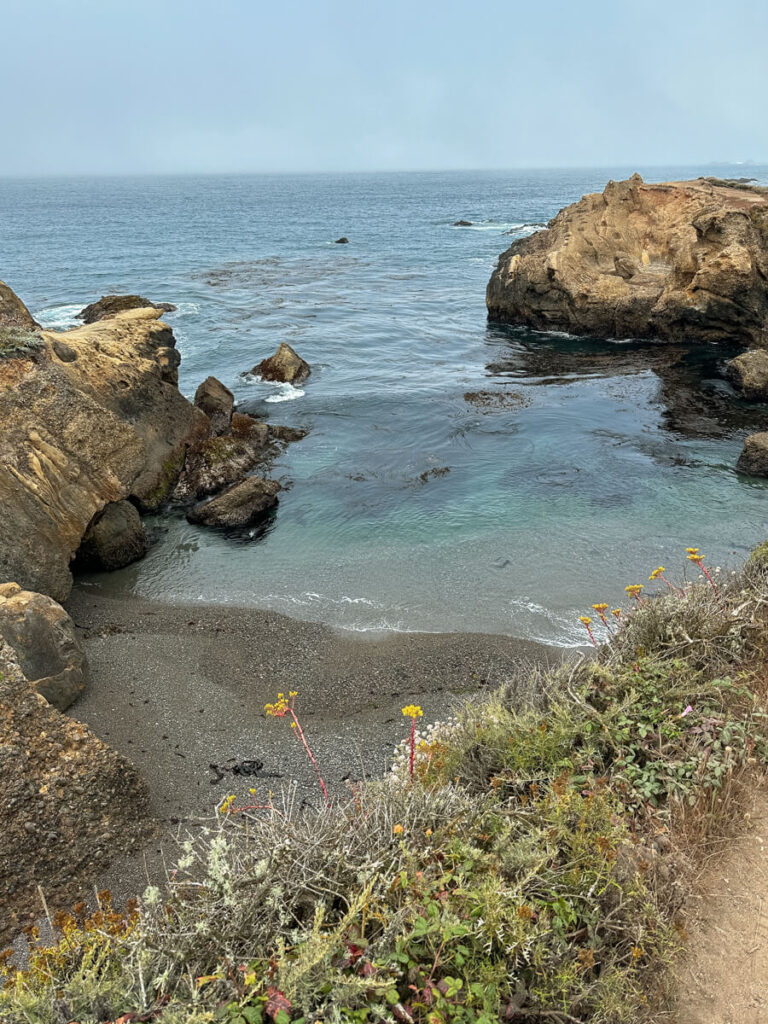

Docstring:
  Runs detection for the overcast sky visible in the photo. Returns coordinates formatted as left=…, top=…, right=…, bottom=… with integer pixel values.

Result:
left=3, top=0, right=765, bottom=175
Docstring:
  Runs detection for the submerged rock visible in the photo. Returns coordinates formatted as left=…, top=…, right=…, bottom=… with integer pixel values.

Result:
left=487, top=175, right=768, bottom=345
left=194, top=375, right=235, bottom=435
left=726, top=350, right=768, bottom=400
left=454, top=220, right=473, bottom=227
left=253, top=342, right=311, bottom=384
left=77, top=294, right=176, bottom=324
left=75, top=500, right=149, bottom=572
left=737, top=432, right=768, bottom=476
left=0, top=583, right=87, bottom=711
left=187, top=476, right=281, bottom=529
left=334, top=236, right=349, bottom=244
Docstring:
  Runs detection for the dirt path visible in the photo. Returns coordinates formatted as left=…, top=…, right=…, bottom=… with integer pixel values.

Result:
left=664, top=783, right=768, bottom=1024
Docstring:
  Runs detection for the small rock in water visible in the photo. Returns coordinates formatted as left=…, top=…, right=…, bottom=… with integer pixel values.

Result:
left=334, top=236, right=349, bottom=244
left=454, top=220, right=473, bottom=227
left=252, top=342, right=311, bottom=384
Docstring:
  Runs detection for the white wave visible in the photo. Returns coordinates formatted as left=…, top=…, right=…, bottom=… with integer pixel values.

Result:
left=33, top=303, right=82, bottom=330
left=171, top=301, right=200, bottom=317
left=264, top=382, right=305, bottom=403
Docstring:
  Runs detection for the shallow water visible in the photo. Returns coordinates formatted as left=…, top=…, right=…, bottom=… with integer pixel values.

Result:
left=3, top=166, right=768, bottom=643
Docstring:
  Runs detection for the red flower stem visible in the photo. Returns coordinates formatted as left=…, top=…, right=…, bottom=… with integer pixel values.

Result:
left=698, top=563, right=718, bottom=593
left=597, top=613, right=611, bottom=631
left=409, top=717, right=416, bottom=781
left=585, top=624, right=597, bottom=647
left=289, top=709, right=330, bottom=807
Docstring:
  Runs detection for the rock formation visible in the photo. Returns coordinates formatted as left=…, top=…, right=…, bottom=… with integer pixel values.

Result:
left=0, top=279, right=39, bottom=329
left=75, top=500, right=150, bottom=572
left=737, top=432, right=768, bottom=476
left=487, top=175, right=768, bottom=346
left=334, top=237, right=349, bottom=244
left=726, top=350, right=768, bottom=400
left=0, top=289, right=208, bottom=601
left=0, top=636, right=149, bottom=943
left=194, top=375, right=235, bottom=436
left=77, top=294, right=176, bottom=324
left=253, top=342, right=311, bottom=384
left=187, top=476, right=281, bottom=529
left=0, top=583, right=87, bottom=711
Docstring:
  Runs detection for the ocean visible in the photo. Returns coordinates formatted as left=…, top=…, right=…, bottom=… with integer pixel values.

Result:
left=3, top=165, right=768, bottom=644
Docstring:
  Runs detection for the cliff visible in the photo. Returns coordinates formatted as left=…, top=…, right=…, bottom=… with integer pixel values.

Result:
left=487, top=175, right=768, bottom=345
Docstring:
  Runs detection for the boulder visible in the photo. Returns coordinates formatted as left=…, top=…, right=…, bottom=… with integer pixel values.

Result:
left=0, top=637, right=150, bottom=943
left=726, top=349, right=768, bottom=400
left=77, top=294, right=176, bottom=324
left=0, top=298, right=209, bottom=600
left=75, top=500, right=149, bottom=572
left=253, top=342, right=311, bottom=384
left=187, top=476, right=281, bottom=529
left=737, top=432, right=768, bottom=476
left=194, top=375, right=235, bottom=435
left=0, top=278, right=39, bottom=329
left=172, top=434, right=270, bottom=501
left=0, top=583, right=87, bottom=711
left=487, top=175, right=768, bottom=345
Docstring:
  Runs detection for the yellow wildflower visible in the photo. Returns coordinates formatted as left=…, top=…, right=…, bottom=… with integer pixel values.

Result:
left=611, top=608, right=622, bottom=618
left=402, top=704, right=423, bottom=718
left=579, top=615, right=592, bottom=625
left=625, top=584, right=644, bottom=595
left=393, top=823, right=404, bottom=834
left=648, top=566, right=666, bottom=580
left=687, top=552, right=703, bottom=563
left=592, top=603, right=608, bottom=612
left=685, top=547, right=699, bottom=555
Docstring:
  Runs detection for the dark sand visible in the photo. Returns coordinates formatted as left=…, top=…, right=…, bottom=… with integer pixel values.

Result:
left=64, top=586, right=560, bottom=900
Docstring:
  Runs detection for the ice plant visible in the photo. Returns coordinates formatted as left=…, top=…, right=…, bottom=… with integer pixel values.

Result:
left=592, top=602, right=610, bottom=629
left=649, top=565, right=682, bottom=596
left=265, top=691, right=330, bottom=807
left=579, top=615, right=598, bottom=647
left=402, top=704, right=423, bottom=781
left=686, top=547, right=717, bottom=593
left=625, top=584, right=644, bottom=604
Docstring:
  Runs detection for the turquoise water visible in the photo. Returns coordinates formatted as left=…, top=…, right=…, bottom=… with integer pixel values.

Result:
left=3, top=166, right=768, bottom=643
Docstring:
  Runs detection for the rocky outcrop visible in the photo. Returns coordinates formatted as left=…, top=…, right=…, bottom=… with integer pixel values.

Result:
left=0, top=294, right=208, bottom=601
left=487, top=175, right=768, bottom=345
left=194, top=376, right=235, bottom=435
left=737, top=432, right=768, bottom=476
left=0, top=278, right=39, bottom=329
left=77, top=294, right=176, bottom=324
left=253, top=342, right=311, bottom=384
left=75, top=500, right=149, bottom=572
left=172, top=434, right=269, bottom=501
left=187, top=476, right=281, bottom=529
left=0, top=583, right=87, bottom=711
left=726, top=350, right=768, bottom=400
left=0, top=637, right=150, bottom=943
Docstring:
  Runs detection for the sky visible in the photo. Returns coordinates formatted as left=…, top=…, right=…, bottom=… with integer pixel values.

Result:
left=2, top=0, right=766, bottom=175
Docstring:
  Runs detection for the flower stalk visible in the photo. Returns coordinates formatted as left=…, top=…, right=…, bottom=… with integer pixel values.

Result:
left=265, top=692, right=330, bottom=807
left=402, top=704, right=423, bottom=781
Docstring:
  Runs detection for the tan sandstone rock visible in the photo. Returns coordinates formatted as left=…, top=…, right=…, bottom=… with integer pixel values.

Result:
left=0, top=583, right=87, bottom=710
left=726, top=349, right=768, bottom=400
left=0, top=293, right=209, bottom=600
left=77, top=293, right=176, bottom=323
left=0, top=637, right=150, bottom=942
left=737, top=432, right=768, bottom=476
left=487, top=175, right=768, bottom=345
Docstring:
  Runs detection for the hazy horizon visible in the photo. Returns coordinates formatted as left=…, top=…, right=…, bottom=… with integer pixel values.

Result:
left=2, top=0, right=766, bottom=177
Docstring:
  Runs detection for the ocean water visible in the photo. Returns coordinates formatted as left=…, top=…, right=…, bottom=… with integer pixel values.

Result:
left=3, top=166, right=768, bottom=644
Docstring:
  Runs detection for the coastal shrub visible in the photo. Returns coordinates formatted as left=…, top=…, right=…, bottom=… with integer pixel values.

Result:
left=0, top=326, right=44, bottom=360
left=3, top=548, right=768, bottom=1024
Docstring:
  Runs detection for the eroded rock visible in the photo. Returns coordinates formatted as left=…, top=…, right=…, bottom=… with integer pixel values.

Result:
left=0, top=583, right=87, bottom=711
left=253, top=342, right=311, bottom=384
left=187, top=476, right=281, bottom=529
left=77, top=294, right=176, bottom=324
left=194, top=376, right=235, bottom=435
left=0, top=278, right=39, bottom=329
left=0, top=637, right=150, bottom=942
left=173, top=434, right=269, bottom=501
left=487, top=175, right=768, bottom=345
left=75, top=500, right=149, bottom=572
left=726, top=350, right=768, bottom=400
left=737, top=432, right=768, bottom=476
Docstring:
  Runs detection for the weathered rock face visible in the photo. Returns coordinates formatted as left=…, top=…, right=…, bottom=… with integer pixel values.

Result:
left=0, top=293, right=209, bottom=601
left=75, top=500, right=149, bottom=572
left=254, top=342, right=311, bottom=384
left=487, top=176, right=768, bottom=345
left=194, top=375, right=235, bottom=435
left=0, top=278, right=39, bottom=329
left=737, top=432, right=768, bottom=476
left=0, top=583, right=87, bottom=711
left=187, top=476, right=281, bottom=529
left=726, top=349, right=768, bottom=400
left=0, top=638, right=150, bottom=942
left=172, top=434, right=270, bottom=501
left=77, top=294, right=176, bottom=324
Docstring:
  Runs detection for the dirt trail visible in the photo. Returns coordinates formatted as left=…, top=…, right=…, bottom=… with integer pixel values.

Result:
left=665, top=783, right=768, bottom=1023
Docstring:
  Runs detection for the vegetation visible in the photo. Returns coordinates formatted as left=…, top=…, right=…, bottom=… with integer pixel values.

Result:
left=0, top=326, right=44, bottom=361
left=3, top=550, right=768, bottom=1023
